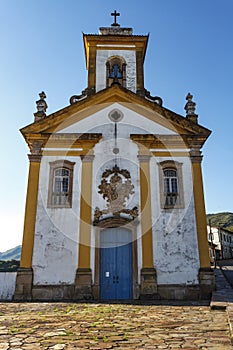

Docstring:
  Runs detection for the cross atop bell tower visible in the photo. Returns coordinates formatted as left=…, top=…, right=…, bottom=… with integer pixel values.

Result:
left=99, top=11, right=132, bottom=36
left=111, top=10, right=120, bottom=27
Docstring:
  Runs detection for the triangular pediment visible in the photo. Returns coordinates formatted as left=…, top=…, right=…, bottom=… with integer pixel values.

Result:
left=21, top=85, right=211, bottom=149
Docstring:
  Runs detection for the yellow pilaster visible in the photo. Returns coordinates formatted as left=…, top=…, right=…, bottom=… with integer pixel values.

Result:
left=138, top=153, right=154, bottom=268
left=136, top=50, right=144, bottom=92
left=190, top=150, right=210, bottom=268
left=20, top=154, right=41, bottom=268
left=87, top=46, right=97, bottom=91
left=78, top=154, right=94, bottom=269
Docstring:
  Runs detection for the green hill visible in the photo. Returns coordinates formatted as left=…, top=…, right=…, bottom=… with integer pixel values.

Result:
left=207, top=212, right=233, bottom=232
left=0, top=245, right=21, bottom=261
left=0, top=259, right=20, bottom=272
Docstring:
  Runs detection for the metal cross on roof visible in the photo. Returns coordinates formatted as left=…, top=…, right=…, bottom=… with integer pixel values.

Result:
left=111, top=10, right=120, bottom=27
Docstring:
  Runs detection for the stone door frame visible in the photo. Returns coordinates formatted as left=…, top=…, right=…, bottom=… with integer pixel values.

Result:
left=93, top=218, right=139, bottom=300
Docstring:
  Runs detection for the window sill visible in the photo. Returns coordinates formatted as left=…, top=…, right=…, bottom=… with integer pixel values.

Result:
left=47, top=204, right=72, bottom=209
left=162, top=205, right=185, bottom=210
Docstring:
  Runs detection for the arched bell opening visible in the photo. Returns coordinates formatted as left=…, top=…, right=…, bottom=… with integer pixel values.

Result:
left=106, top=56, right=127, bottom=88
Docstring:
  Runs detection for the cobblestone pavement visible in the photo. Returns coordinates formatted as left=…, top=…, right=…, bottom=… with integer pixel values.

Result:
left=0, top=301, right=232, bottom=350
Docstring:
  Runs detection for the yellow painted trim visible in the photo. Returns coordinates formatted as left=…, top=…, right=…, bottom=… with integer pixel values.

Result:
left=87, top=46, right=97, bottom=90
left=44, top=136, right=101, bottom=149
left=78, top=159, right=93, bottom=268
left=139, top=157, right=154, bottom=268
left=96, top=46, right=136, bottom=51
left=152, top=151, right=189, bottom=157
left=191, top=161, right=210, bottom=268
left=131, top=134, right=188, bottom=149
left=43, top=151, right=83, bottom=157
left=20, top=160, right=41, bottom=268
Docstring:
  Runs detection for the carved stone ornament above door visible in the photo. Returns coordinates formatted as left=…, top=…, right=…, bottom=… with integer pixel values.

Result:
left=94, top=164, right=138, bottom=224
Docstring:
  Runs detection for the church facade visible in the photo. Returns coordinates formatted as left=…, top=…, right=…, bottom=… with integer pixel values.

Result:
left=14, top=15, right=215, bottom=301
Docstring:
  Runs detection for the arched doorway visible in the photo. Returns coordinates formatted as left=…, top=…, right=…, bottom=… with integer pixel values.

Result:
left=100, top=227, right=132, bottom=300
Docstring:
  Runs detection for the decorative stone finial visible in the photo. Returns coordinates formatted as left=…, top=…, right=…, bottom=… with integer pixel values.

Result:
left=185, top=93, right=196, bottom=115
left=184, top=93, right=198, bottom=123
left=34, top=91, right=48, bottom=122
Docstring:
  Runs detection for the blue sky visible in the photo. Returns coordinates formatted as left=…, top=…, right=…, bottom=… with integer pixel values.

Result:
left=0, top=0, right=233, bottom=251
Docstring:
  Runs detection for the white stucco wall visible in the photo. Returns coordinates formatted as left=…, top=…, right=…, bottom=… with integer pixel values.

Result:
left=96, top=50, right=136, bottom=92
left=33, top=156, right=81, bottom=285
left=0, top=272, right=17, bottom=300
left=57, top=103, right=178, bottom=282
left=58, top=103, right=178, bottom=136
left=150, top=156, right=200, bottom=285
left=33, top=102, right=199, bottom=287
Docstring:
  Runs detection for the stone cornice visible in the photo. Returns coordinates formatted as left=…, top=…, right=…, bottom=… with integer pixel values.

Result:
left=131, top=134, right=209, bottom=150
left=182, top=135, right=209, bottom=149
left=131, top=134, right=207, bottom=162
left=24, top=133, right=102, bottom=154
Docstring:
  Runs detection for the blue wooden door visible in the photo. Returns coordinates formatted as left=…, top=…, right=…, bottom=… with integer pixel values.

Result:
left=100, top=228, right=132, bottom=300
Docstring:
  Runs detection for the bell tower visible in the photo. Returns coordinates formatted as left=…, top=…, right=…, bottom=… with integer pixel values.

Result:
left=83, top=11, right=149, bottom=94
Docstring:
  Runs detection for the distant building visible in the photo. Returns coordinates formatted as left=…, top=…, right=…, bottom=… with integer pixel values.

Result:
left=207, top=225, right=233, bottom=260
left=14, top=13, right=214, bottom=302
